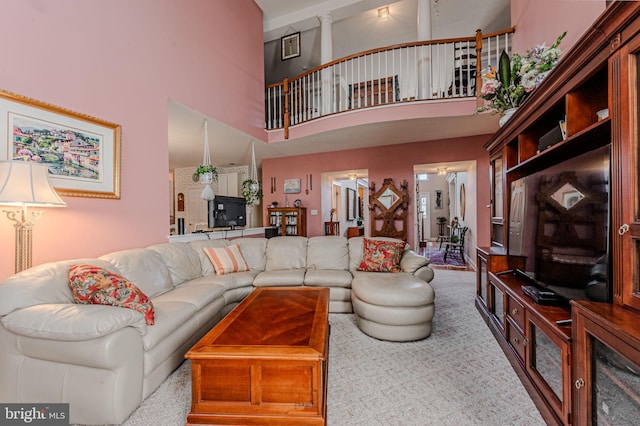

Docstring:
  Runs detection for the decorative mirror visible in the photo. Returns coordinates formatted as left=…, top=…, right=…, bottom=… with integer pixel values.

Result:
left=550, top=182, right=585, bottom=210
left=369, top=178, right=410, bottom=241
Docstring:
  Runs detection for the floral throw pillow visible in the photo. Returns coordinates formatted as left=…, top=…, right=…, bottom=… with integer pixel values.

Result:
left=69, top=264, right=155, bottom=325
left=358, top=238, right=406, bottom=272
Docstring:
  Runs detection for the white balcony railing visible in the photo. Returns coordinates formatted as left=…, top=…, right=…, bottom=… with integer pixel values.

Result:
left=265, top=28, right=514, bottom=138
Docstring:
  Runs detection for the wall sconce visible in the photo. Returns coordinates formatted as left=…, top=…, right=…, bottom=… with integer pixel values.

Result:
left=349, top=173, right=357, bottom=181
left=378, top=6, right=389, bottom=20
left=0, top=161, right=66, bottom=273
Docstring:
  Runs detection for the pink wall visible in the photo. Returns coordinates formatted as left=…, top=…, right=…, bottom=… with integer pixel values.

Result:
left=262, top=134, right=492, bottom=248
left=511, top=0, right=605, bottom=54
left=0, top=0, right=265, bottom=280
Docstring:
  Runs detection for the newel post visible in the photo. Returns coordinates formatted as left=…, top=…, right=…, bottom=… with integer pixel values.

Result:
left=283, top=77, right=290, bottom=139
left=475, top=29, right=483, bottom=108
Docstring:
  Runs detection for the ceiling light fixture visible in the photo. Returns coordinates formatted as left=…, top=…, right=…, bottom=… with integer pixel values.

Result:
left=437, top=167, right=448, bottom=176
left=349, top=173, right=357, bottom=181
left=378, top=6, right=389, bottom=20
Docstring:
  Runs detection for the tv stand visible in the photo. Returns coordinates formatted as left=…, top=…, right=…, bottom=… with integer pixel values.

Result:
left=477, top=249, right=572, bottom=425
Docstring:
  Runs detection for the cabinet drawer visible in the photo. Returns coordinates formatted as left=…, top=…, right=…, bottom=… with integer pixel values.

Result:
left=507, top=295, right=525, bottom=331
left=507, top=320, right=527, bottom=362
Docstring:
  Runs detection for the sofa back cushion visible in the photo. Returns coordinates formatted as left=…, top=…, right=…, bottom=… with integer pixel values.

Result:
left=147, top=242, right=201, bottom=286
left=348, top=236, right=410, bottom=271
left=100, top=248, right=173, bottom=299
left=189, top=239, right=230, bottom=276
left=234, top=238, right=267, bottom=271
left=307, top=236, right=349, bottom=270
left=0, top=258, right=118, bottom=316
left=265, top=236, right=308, bottom=271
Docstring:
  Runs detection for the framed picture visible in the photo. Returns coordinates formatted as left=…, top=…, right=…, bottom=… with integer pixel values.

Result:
left=346, top=188, right=356, bottom=220
left=0, top=89, right=121, bottom=199
left=283, top=178, right=301, bottom=194
left=435, top=190, right=443, bottom=209
left=281, top=32, right=301, bottom=61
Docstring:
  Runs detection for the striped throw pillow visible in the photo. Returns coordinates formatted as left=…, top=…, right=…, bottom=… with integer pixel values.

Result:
left=203, top=244, right=250, bottom=275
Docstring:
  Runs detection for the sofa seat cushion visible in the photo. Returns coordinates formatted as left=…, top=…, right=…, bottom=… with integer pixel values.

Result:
left=253, top=269, right=306, bottom=287
left=304, top=270, right=352, bottom=288
left=188, top=271, right=258, bottom=291
left=1, top=303, right=147, bottom=340
left=100, top=249, right=173, bottom=299
left=141, top=301, right=197, bottom=352
left=351, top=271, right=435, bottom=307
left=152, top=282, right=225, bottom=310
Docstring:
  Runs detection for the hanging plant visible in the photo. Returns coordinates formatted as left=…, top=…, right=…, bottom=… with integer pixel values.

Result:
left=192, top=165, right=218, bottom=183
left=241, top=178, right=262, bottom=205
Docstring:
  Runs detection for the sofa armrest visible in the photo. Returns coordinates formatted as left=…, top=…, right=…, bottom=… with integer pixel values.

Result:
left=413, top=265, right=434, bottom=283
left=1, top=303, right=147, bottom=341
left=400, top=250, right=430, bottom=274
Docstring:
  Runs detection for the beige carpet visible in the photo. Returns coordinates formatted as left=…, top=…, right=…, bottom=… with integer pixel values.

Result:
left=122, top=270, right=545, bottom=425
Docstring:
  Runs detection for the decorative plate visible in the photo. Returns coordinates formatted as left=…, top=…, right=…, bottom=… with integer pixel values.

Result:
left=293, top=199, right=302, bottom=207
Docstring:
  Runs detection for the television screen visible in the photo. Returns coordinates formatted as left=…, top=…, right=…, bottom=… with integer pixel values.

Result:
left=509, top=144, right=611, bottom=302
left=208, top=196, right=246, bottom=229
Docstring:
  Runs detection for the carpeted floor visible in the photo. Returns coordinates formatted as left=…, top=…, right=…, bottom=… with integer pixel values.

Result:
left=122, top=270, right=544, bottom=426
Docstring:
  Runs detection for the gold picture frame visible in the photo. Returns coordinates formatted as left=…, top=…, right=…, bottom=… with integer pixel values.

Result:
left=0, top=89, right=121, bottom=199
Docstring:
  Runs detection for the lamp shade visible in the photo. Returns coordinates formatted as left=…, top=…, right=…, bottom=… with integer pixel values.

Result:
left=0, top=161, right=66, bottom=207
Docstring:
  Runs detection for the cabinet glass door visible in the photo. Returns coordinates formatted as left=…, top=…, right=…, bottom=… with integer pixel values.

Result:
left=530, top=324, right=563, bottom=402
left=591, top=338, right=640, bottom=424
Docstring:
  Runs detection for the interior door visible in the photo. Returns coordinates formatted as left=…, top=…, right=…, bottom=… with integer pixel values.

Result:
left=187, top=187, right=208, bottom=232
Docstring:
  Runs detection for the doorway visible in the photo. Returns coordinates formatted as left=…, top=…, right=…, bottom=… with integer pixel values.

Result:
left=321, top=169, right=368, bottom=238
left=413, top=161, right=477, bottom=268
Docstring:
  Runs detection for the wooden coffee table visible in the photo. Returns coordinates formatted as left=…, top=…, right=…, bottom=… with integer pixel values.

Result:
left=185, top=287, right=330, bottom=425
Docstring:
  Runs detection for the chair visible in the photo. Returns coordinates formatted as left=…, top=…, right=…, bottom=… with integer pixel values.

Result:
left=443, top=226, right=468, bottom=263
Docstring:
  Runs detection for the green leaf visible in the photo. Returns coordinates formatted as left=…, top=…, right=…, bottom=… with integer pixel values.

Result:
left=498, top=50, right=511, bottom=87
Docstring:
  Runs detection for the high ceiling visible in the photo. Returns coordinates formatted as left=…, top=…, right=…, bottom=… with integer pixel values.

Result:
left=169, top=0, right=510, bottom=174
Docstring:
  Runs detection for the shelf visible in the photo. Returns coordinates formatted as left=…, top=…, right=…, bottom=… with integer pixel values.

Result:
left=506, top=118, right=611, bottom=178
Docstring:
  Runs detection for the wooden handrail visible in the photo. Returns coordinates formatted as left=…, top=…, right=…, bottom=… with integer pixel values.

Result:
left=266, top=28, right=515, bottom=137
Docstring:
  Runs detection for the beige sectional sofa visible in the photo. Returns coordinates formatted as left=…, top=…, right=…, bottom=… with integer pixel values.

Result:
left=0, top=235, right=434, bottom=425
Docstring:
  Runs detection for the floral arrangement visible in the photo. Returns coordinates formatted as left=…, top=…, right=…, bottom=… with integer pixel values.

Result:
left=241, top=178, right=262, bottom=206
left=192, top=165, right=217, bottom=183
left=478, top=32, right=566, bottom=115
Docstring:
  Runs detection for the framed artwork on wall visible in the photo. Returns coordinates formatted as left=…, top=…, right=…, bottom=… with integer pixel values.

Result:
left=0, top=89, right=121, bottom=199
left=435, top=190, right=443, bottom=209
left=283, top=178, right=301, bottom=193
left=281, top=32, right=301, bottom=60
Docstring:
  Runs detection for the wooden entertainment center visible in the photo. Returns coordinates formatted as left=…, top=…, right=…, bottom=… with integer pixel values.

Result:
left=477, top=3, right=640, bottom=425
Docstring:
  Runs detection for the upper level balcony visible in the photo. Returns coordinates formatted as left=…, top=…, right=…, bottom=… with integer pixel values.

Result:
left=265, top=28, right=514, bottom=140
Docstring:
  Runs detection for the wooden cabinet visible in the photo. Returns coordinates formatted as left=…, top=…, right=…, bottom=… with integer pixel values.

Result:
left=347, top=226, right=364, bottom=238
left=572, top=301, right=640, bottom=425
left=324, top=221, right=340, bottom=236
left=268, top=207, right=307, bottom=237
left=478, top=4, right=640, bottom=425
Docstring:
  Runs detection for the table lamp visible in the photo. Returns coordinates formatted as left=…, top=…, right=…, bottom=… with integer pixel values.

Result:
left=0, top=161, right=66, bottom=273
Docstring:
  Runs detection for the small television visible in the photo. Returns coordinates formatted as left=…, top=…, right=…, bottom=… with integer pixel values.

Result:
left=208, top=196, right=246, bottom=229
left=509, top=144, right=611, bottom=303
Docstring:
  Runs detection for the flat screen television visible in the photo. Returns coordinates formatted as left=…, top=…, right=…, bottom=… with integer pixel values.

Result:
left=509, top=144, right=611, bottom=303
left=208, top=196, right=246, bottom=229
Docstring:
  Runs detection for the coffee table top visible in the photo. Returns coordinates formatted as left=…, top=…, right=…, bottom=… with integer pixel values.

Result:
left=186, top=287, right=330, bottom=360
